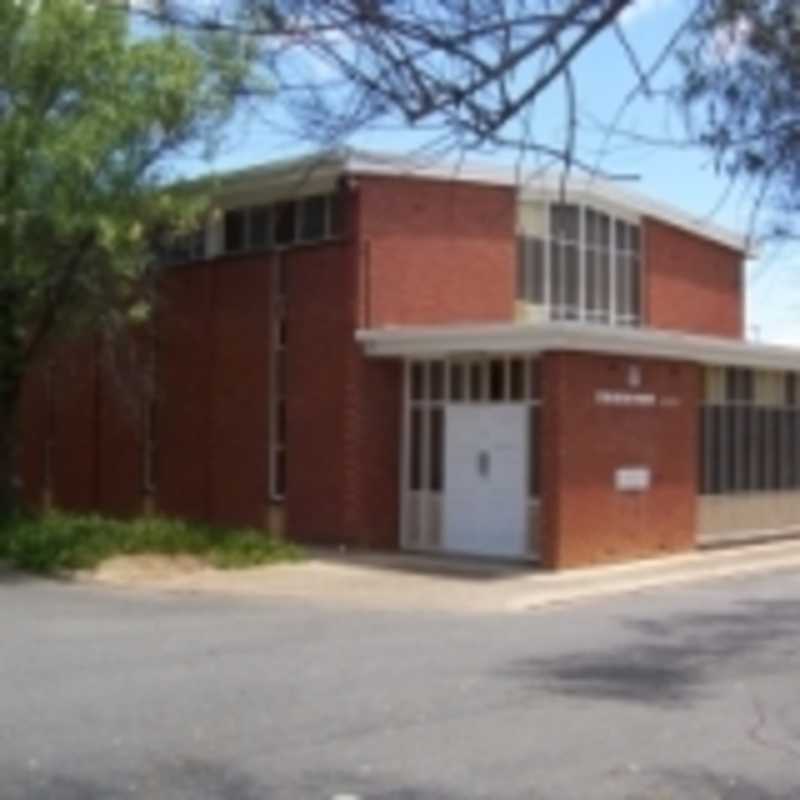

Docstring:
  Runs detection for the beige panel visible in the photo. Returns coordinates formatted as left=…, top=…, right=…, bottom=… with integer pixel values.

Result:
left=514, top=301, right=549, bottom=324
left=518, top=201, right=547, bottom=237
left=704, top=367, right=724, bottom=403
left=698, top=493, right=800, bottom=544
left=755, top=371, right=784, bottom=407
left=405, top=492, right=423, bottom=547
left=427, top=493, right=442, bottom=549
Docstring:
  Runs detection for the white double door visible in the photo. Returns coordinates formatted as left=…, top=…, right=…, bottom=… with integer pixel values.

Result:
left=443, top=404, right=528, bottom=559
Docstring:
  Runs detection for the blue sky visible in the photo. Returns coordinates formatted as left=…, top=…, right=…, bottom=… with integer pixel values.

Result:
left=196, top=0, right=800, bottom=346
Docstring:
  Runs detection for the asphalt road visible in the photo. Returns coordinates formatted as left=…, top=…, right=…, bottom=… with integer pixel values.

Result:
left=2, top=567, right=800, bottom=799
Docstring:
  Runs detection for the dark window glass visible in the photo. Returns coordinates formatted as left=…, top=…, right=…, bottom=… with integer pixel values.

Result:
left=224, top=209, right=246, bottom=253
left=794, top=410, right=800, bottom=488
left=517, top=238, right=545, bottom=304
left=490, top=360, right=505, bottom=401
left=782, top=410, right=794, bottom=489
left=772, top=409, right=783, bottom=489
left=564, top=244, right=579, bottom=318
left=597, top=213, right=611, bottom=247
left=710, top=406, right=723, bottom=493
left=550, top=242, right=564, bottom=313
left=430, top=362, right=444, bottom=401
left=531, top=239, right=545, bottom=303
left=274, top=201, right=296, bottom=246
left=615, top=219, right=629, bottom=251
left=411, top=362, right=425, bottom=401
left=725, top=368, right=754, bottom=403
left=586, top=249, right=598, bottom=311
left=756, top=408, right=768, bottom=490
left=275, top=449, right=286, bottom=496
left=598, top=250, right=611, bottom=320
left=615, top=252, right=629, bottom=317
left=551, top=204, right=579, bottom=241
left=726, top=406, right=739, bottom=490
left=449, top=362, right=465, bottom=402
left=250, top=205, right=272, bottom=249
left=787, top=373, right=797, bottom=406
left=430, top=408, right=444, bottom=491
left=741, top=406, right=753, bottom=490
left=530, top=360, right=541, bottom=399
left=510, top=359, right=526, bottom=401
left=470, top=363, right=483, bottom=401
left=585, top=209, right=597, bottom=247
left=301, top=195, right=327, bottom=241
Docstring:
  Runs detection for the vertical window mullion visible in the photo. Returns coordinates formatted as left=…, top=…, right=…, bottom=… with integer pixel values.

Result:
left=578, top=206, right=586, bottom=322
left=609, top=216, right=617, bottom=325
left=419, top=363, right=431, bottom=545
left=544, top=204, right=552, bottom=318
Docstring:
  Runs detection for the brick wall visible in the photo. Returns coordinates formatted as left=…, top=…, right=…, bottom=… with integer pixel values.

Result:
left=95, top=336, right=148, bottom=518
left=357, top=176, right=517, bottom=326
left=644, top=217, right=744, bottom=338
left=284, top=187, right=403, bottom=549
left=157, top=258, right=272, bottom=528
left=540, top=351, right=700, bottom=569
left=18, top=361, right=49, bottom=510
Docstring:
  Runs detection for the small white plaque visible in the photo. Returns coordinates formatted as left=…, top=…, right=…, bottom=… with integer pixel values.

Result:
left=615, top=466, right=651, bottom=492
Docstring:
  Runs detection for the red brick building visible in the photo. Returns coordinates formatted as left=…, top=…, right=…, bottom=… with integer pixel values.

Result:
left=19, top=152, right=800, bottom=568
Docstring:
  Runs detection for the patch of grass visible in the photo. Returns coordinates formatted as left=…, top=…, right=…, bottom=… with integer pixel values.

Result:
left=0, top=512, right=302, bottom=575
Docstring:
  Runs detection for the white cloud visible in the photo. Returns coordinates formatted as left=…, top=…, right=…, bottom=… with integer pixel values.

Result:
left=620, top=0, right=675, bottom=26
left=709, top=15, right=753, bottom=64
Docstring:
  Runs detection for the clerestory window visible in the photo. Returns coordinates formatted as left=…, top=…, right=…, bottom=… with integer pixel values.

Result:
left=517, top=202, right=642, bottom=326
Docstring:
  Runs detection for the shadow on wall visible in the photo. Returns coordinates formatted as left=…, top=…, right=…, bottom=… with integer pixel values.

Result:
left=502, top=596, right=800, bottom=709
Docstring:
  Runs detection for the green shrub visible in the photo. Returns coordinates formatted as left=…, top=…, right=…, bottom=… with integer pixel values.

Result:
left=0, top=512, right=302, bottom=574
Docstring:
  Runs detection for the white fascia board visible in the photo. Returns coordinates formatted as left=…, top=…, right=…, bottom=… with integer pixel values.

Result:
left=343, top=151, right=747, bottom=254
left=356, top=322, right=800, bottom=371
left=179, top=150, right=347, bottom=208
left=176, top=148, right=747, bottom=253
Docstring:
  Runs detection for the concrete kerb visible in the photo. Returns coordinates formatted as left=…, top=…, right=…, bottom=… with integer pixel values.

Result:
left=506, top=539, right=800, bottom=611
left=71, top=537, right=800, bottom=614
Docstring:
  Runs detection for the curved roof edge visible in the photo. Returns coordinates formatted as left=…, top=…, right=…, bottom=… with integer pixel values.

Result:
left=193, top=148, right=748, bottom=254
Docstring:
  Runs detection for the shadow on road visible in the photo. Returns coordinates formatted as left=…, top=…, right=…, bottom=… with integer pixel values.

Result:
left=308, top=546, right=536, bottom=582
left=654, top=767, right=800, bottom=800
left=3, top=759, right=476, bottom=800
left=503, top=597, right=800, bottom=708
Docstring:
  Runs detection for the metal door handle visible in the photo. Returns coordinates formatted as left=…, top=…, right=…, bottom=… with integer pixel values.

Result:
left=477, top=450, right=490, bottom=478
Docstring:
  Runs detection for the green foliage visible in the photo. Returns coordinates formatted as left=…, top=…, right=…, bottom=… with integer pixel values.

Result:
left=0, top=512, right=302, bottom=574
left=0, top=0, right=256, bottom=362
left=680, top=0, right=800, bottom=235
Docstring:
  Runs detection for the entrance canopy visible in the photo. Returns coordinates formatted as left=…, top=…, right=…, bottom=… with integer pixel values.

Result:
left=357, top=321, right=800, bottom=371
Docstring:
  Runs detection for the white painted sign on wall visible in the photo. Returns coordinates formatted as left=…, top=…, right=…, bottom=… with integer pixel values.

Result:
left=615, top=466, right=651, bottom=492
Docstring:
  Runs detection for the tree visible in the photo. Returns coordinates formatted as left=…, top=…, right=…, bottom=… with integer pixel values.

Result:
left=145, top=0, right=800, bottom=236
left=680, top=0, right=800, bottom=239
left=0, top=0, right=253, bottom=516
